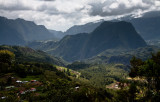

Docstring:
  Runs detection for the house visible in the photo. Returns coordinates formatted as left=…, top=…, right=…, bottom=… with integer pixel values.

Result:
left=114, top=84, right=119, bottom=88
left=31, top=80, right=37, bottom=83
left=30, top=88, right=36, bottom=92
left=1, top=96, right=6, bottom=99
left=5, top=86, right=15, bottom=90
left=22, top=81, right=28, bottom=83
left=16, top=80, right=22, bottom=83
left=75, top=86, right=80, bottom=91
left=20, top=91, right=25, bottom=94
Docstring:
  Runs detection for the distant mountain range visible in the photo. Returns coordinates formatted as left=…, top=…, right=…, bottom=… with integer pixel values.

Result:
left=0, top=16, right=57, bottom=45
left=1, top=15, right=160, bottom=46
left=49, top=30, right=64, bottom=40
left=58, top=15, right=160, bottom=41
left=127, top=16, right=160, bottom=40
left=49, top=20, right=103, bottom=39
left=1, top=15, right=160, bottom=63
left=29, top=21, right=147, bottom=62
left=64, top=21, right=103, bottom=35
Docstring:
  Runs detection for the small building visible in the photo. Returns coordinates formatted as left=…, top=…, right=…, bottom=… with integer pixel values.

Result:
left=16, top=80, right=22, bottom=83
left=75, top=86, right=80, bottom=91
left=30, top=88, right=36, bottom=92
left=115, top=84, right=119, bottom=88
left=31, top=80, right=37, bottom=83
left=1, top=96, right=6, bottom=99
left=5, top=86, right=15, bottom=90
left=22, top=81, right=29, bottom=83
left=20, top=91, right=25, bottom=95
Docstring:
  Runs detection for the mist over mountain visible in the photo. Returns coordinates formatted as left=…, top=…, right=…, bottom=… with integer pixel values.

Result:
left=0, top=16, right=57, bottom=45
left=29, top=21, right=146, bottom=62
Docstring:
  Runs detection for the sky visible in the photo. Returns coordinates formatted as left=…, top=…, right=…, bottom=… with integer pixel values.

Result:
left=0, top=0, right=160, bottom=31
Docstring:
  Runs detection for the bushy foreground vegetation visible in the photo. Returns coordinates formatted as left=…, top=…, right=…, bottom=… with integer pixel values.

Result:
left=128, top=52, right=160, bottom=101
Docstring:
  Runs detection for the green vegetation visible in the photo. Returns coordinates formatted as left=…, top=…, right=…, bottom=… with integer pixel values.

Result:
left=0, top=49, right=114, bottom=102
left=115, top=52, right=160, bottom=102
left=86, top=46, right=160, bottom=65
left=67, top=61, right=90, bottom=70
left=66, top=51, right=160, bottom=101
left=0, top=45, right=66, bottom=66
left=128, top=52, right=160, bottom=101
left=79, top=64, right=129, bottom=88
left=1, top=45, right=160, bottom=102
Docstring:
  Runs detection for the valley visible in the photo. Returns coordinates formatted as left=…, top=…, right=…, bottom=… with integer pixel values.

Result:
left=0, top=10, right=160, bottom=101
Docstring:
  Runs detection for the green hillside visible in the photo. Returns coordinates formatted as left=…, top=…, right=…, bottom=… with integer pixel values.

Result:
left=0, top=45, right=66, bottom=66
left=85, top=46, right=160, bottom=65
left=0, top=47, right=115, bottom=102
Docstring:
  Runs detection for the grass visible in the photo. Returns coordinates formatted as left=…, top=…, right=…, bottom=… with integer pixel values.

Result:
left=21, top=76, right=40, bottom=81
left=56, top=66, right=81, bottom=78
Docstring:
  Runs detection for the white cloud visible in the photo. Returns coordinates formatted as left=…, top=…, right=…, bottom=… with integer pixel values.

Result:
left=0, top=0, right=160, bottom=31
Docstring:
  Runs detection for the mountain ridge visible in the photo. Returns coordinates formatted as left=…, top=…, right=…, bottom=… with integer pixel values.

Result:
left=0, top=16, right=57, bottom=45
left=29, top=21, right=147, bottom=62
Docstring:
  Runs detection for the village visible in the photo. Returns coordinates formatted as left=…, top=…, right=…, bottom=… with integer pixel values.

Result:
left=0, top=75, right=42, bottom=100
left=0, top=68, right=82, bottom=101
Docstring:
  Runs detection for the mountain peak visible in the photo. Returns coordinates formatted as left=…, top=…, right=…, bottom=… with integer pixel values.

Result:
left=0, top=16, right=56, bottom=45
left=43, top=21, right=147, bottom=62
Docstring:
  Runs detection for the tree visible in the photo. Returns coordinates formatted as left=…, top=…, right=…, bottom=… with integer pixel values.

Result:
left=0, top=50, right=15, bottom=65
left=129, top=52, right=160, bottom=101
left=0, top=50, right=15, bottom=73
left=129, top=56, right=144, bottom=78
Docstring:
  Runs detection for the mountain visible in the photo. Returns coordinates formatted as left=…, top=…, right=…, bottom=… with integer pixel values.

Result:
left=64, top=20, right=103, bottom=35
left=142, top=11, right=160, bottom=18
left=30, top=21, right=146, bottom=62
left=0, top=45, right=66, bottom=66
left=0, top=17, right=25, bottom=45
left=85, top=46, right=160, bottom=65
left=0, top=16, right=56, bottom=45
left=48, top=20, right=103, bottom=40
left=49, top=30, right=64, bottom=40
left=111, top=12, right=160, bottom=41
left=27, top=40, right=57, bottom=51
left=127, top=16, right=160, bottom=40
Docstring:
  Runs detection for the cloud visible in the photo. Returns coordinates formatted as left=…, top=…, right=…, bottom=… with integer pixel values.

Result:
left=38, top=0, right=55, bottom=1
left=88, top=0, right=159, bottom=17
left=0, top=0, right=160, bottom=31
left=0, top=0, right=32, bottom=11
